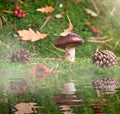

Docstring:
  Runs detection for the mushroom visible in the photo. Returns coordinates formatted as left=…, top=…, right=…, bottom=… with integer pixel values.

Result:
left=54, top=33, right=84, bottom=62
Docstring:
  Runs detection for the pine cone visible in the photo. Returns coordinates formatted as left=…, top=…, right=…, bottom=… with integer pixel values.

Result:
left=10, top=49, right=31, bottom=64
left=92, top=78, right=119, bottom=94
left=91, top=50, right=117, bottom=68
left=10, top=78, right=29, bottom=96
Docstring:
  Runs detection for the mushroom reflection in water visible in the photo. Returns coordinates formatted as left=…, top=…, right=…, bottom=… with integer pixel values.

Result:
left=54, top=83, right=84, bottom=114
left=54, top=33, right=84, bottom=62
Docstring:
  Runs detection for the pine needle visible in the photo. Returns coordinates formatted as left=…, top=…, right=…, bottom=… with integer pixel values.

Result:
left=40, top=15, right=52, bottom=30
left=113, top=40, right=120, bottom=51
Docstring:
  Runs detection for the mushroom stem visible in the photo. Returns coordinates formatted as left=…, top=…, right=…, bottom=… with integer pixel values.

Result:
left=64, top=46, right=75, bottom=62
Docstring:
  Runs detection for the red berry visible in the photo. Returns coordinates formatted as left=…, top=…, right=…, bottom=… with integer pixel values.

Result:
left=22, top=13, right=26, bottom=17
left=15, top=6, right=19, bottom=10
left=14, top=10, right=18, bottom=16
left=18, top=9, right=23, bottom=14
left=92, top=28, right=97, bottom=33
left=17, top=13, right=23, bottom=18
left=85, top=22, right=91, bottom=26
left=96, top=30, right=102, bottom=34
left=91, top=105, right=102, bottom=110
left=91, top=26, right=95, bottom=30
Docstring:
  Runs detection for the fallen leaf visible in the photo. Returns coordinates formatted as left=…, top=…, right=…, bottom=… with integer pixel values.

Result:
left=60, top=15, right=73, bottom=36
left=14, top=102, right=40, bottom=114
left=85, top=8, right=98, bottom=17
left=36, top=6, right=55, bottom=13
left=18, top=28, right=48, bottom=42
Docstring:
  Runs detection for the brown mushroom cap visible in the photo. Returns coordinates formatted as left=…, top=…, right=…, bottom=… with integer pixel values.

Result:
left=54, top=33, right=84, bottom=49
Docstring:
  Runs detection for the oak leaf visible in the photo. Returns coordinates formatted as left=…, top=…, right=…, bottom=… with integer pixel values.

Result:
left=18, top=28, right=48, bottom=42
left=60, top=15, right=73, bottom=36
left=36, top=6, right=55, bottom=13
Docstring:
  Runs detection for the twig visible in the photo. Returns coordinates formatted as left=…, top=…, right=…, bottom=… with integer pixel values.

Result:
left=113, top=40, right=120, bottom=51
left=2, top=10, right=13, bottom=14
left=96, top=43, right=113, bottom=52
left=103, top=43, right=113, bottom=48
left=89, top=0, right=100, bottom=14
left=96, top=44, right=103, bottom=52
left=40, top=15, right=52, bottom=30
left=0, top=13, right=8, bottom=26
left=88, top=37, right=113, bottom=51
left=43, top=46, right=61, bottom=57
left=0, top=40, right=10, bottom=49
left=88, top=38, right=113, bottom=43
left=45, top=58, right=62, bottom=61
left=0, top=18, right=2, bottom=27
left=89, top=36, right=108, bottom=40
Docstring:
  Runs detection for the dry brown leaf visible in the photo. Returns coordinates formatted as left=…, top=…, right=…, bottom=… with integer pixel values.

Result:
left=18, top=28, right=48, bottom=42
left=60, top=15, right=73, bottom=36
left=36, top=6, right=55, bottom=13
left=14, top=102, right=40, bottom=114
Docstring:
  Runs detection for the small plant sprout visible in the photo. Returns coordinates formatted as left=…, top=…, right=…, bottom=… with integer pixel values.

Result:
left=54, top=33, right=84, bottom=62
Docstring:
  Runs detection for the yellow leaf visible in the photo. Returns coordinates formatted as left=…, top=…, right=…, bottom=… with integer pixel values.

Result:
left=18, top=28, right=48, bottom=42
left=60, top=15, right=73, bottom=36
left=36, top=6, right=55, bottom=13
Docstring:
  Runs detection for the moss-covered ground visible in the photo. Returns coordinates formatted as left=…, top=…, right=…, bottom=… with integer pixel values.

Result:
left=0, top=0, right=120, bottom=114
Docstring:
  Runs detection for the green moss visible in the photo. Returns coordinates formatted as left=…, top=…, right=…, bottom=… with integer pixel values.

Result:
left=0, top=0, right=120, bottom=113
